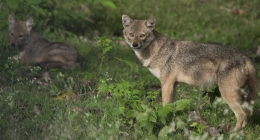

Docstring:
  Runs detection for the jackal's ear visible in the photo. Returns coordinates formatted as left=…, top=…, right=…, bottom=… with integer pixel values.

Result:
left=122, top=14, right=133, bottom=28
left=25, top=17, right=34, bottom=32
left=8, top=15, right=16, bottom=27
left=146, top=18, right=156, bottom=30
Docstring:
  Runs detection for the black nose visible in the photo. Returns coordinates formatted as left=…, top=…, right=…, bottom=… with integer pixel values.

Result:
left=11, top=43, right=15, bottom=47
left=132, top=43, right=138, bottom=48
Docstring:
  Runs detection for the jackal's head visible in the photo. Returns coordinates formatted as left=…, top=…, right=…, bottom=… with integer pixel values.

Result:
left=122, top=14, right=155, bottom=50
left=8, top=15, right=33, bottom=48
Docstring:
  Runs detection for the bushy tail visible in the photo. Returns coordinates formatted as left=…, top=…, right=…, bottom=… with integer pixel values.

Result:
left=246, top=62, right=258, bottom=104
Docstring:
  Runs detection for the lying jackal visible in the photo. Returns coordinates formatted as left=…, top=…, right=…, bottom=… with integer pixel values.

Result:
left=122, top=14, right=258, bottom=130
left=8, top=15, right=80, bottom=69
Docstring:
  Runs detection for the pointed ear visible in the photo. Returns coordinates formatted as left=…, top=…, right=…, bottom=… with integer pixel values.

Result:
left=9, top=15, right=16, bottom=28
left=146, top=18, right=156, bottom=30
left=122, top=14, right=133, bottom=28
left=25, top=17, right=33, bottom=32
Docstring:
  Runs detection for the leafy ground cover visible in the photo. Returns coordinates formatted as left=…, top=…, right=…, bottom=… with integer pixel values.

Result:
left=0, top=0, right=260, bottom=139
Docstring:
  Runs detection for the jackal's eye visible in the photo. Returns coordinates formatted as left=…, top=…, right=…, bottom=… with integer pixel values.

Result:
left=10, top=33, right=14, bottom=36
left=139, top=34, right=146, bottom=38
left=19, top=34, right=24, bottom=38
left=129, top=33, right=134, bottom=37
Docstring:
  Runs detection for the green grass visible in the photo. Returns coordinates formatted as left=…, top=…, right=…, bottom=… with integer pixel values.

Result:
left=1, top=0, right=260, bottom=139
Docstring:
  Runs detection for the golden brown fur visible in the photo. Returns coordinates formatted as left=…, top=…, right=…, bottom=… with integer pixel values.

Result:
left=122, top=14, right=258, bottom=130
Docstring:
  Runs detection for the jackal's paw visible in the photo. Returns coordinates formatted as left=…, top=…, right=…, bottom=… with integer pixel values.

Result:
left=242, top=120, right=247, bottom=128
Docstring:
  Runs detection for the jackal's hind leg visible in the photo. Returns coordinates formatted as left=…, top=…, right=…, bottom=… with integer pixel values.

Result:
left=218, top=86, right=247, bottom=130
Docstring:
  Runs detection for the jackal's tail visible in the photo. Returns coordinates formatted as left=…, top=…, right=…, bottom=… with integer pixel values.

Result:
left=246, top=62, right=258, bottom=104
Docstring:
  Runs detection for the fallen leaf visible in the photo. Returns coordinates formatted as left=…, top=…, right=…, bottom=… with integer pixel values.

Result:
left=206, top=126, right=219, bottom=137
left=219, top=6, right=244, bottom=15
left=50, top=91, right=77, bottom=101
left=72, top=106, right=83, bottom=112
left=222, top=124, right=232, bottom=132
left=188, top=111, right=208, bottom=125
left=42, top=72, right=51, bottom=81
left=82, top=80, right=90, bottom=86
left=69, top=92, right=77, bottom=100
left=64, top=92, right=77, bottom=101
left=33, top=105, right=41, bottom=115
left=231, top=9, right=244, bottom=15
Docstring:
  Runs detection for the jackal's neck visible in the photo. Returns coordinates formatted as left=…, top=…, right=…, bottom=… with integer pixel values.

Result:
left=146, top=30, right=167, bottom=54
left=18, top=30, right=48, bottom=51
left=28, top=30, right=46, bottom=41
left=134, top=30, right=167, bottom=67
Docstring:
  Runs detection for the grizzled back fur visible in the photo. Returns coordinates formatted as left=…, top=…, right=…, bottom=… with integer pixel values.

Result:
left=8, top=15, right=80, bottom=69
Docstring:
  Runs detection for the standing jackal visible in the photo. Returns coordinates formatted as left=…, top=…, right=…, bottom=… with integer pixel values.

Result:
left=8, top=15, right=80, bottom=69
left=122, top=14, right=258, bottom=130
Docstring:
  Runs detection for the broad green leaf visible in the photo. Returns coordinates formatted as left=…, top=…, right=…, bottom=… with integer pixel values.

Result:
left=118, top=107, right=125, bottom=115
left=146, top=122, right=154, bottom=133
left=197, top=124, right=207, bottom=134
left=108, top=83, right=114, bottom=90
left=176, top=119, right=187, bottom=129
left=102, top=45, right=112, bottom=54
left=190, top=122, right=198, bottom=127
left=118, top=99, right=127, bottom=106
left=132, top=89, right=142, bottom=95
left=149, top=111, right=157, bottom=123
left=105, top=38, right=112, bottom=43
left=97, top=81, right=108, bottom=94
left=126, top=110, right=135, bottom=118
left=157, top=103, right=173, bottom=117
left=132, top=95, right=140, bottom=100
left=136, top=112, right=148, bottom=122
left=83, top=72, right=93, bottom=79
left=131, top=101, right=142, bottom=111
left=50, top=84, right=59, bottom=93
left=173, top=99, right=191, bottom=111
left=158, top=125, right=170, bottom=138
left=160, top=117, right=166, bottom=125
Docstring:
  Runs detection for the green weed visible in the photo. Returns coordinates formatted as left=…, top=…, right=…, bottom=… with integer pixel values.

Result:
left=0, top=0, right=260, bottom=139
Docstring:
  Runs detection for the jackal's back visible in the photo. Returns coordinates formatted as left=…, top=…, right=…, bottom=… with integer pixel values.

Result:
left=8, top=15, right=80, bottom=69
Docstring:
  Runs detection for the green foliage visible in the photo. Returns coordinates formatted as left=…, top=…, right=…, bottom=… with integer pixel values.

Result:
left=173, top=99, right=192, bottom=111
left=96, top=37, right=113, bottom=72
left=157, top=103, right=174, bottom=125
left=93, top=0, right=116, bottom=9
left=190, top=122, right=207, bottom=134
left=1, top=0, right=260, bottom=139
left=97, top=38, right=113, bottom=56
left=98, top=77, right=192, bottom=134
left=0, top=0, right=118, bottom=36
left=115, top=57, right=135, bottom=72
left=202, top=86, right=221, bottom=104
